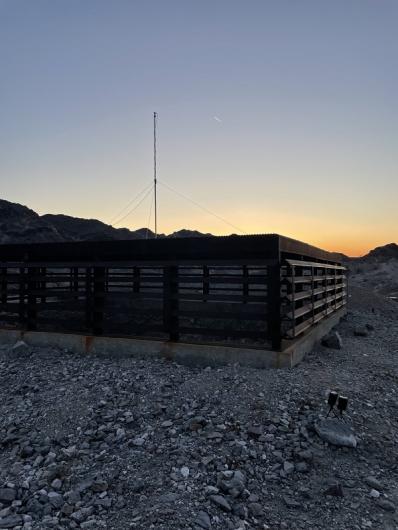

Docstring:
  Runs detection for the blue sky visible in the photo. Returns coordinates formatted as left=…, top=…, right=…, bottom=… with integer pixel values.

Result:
left=0, top=0, right=397, bottom=254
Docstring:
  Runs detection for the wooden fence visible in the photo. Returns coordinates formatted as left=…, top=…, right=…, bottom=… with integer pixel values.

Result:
left=0, top=235, right=346, bottom=351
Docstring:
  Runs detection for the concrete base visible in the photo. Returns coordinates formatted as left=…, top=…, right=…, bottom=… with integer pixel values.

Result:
left=0, top=308, right=346, bottom=369
left=281, top=307, right=346, bottom=366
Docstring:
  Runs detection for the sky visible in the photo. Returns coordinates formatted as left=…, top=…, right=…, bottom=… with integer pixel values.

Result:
left=0, top=1, right=397, bottom=256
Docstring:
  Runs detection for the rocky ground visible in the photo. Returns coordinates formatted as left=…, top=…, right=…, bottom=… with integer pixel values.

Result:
left=0, top=286, right=398, bottom=530
left=348, top=258, right=398, bottom=300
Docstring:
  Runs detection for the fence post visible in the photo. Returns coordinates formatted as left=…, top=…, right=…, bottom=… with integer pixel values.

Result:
left=203, top=265, right=209, bottom=301
left=105, top=268, right=109, bottom=293
left=267, top=262, right=281, bottom=350
left=18, top=267, right=26, bottom=328
left=1, top=268, right=7, bottom=306
left=93, top=267, right=105, bottom=335
left=243, top=265, right=249, bottom=302
left=163, top=266, right=179, bottom=341
left=26, top=267, right=37, bottom=331
left=85, top=267, right=92, bottom=331
left=69, top=267, right=79, bottom=300
left=133, top=266, right=141, bottom=294
left=40, top=267, right=47, bottom=304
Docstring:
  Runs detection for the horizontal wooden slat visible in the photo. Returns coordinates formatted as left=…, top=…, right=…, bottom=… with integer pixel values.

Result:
left=0, top=259, right=276, bottom=268
left=28, top=302, right=86, bottom=311
left=173, top=293, right=268, bottom=303
left=0, top=303, right=23, bottom=310
left=284, top=275, right=345, bottom=284
left=179, top=327, right=268, bottom=339
left=0, top=315, right=21, bottom=322
left=179, top=286, right=257, bottom=294
left=103, top=324, right=166, bottom=334
left=32, top=318, right=88, bottom=328
left=110, top=290, right=171, bottom=298
left=179, top=300, right=267, bottom=313
left=285, top=259, right=346, bottom=270
left=175, top=309, right=267, bottom=321
left=177, top=275, right=268, bottom=284
left=286, top=283, right=346, bottom=302
left=107, top=275, right=163, bottom=282
left=285, top=300, right=346, bottom=338
left=28, top=291, right=90, bottom=299
left=289, top=291, right=346, bottom=319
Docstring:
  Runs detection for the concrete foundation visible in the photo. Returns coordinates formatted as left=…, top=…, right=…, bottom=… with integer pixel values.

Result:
left=0, top=308, right=346, bottom=369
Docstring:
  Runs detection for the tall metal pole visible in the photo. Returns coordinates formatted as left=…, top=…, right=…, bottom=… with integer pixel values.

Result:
left=154, top=112, right=158, bottom=238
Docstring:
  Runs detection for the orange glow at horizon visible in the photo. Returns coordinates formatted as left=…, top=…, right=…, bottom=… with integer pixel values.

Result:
left=32, top=196, right=396, bottom=258
left=121, top=215, right=396, bottom=258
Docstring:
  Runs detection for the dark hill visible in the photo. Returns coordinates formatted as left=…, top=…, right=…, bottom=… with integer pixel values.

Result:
left=361, top=243, right=398, bottom=261
left=0, top=198, right=209, bottom=244
left=41, top=213, right=158, bottom=241
left=0, top=199, right=62, bottom=244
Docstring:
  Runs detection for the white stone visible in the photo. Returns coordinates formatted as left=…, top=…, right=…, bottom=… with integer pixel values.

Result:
left=370, top=489, right=380, bottom=498
left=180, top=466, right=190, bottom=478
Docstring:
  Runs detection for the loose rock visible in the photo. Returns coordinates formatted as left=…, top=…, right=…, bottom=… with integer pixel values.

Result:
left=315, top=419, right=357, bottom=448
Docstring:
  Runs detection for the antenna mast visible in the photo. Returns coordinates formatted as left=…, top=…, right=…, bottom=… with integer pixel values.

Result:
left=153, top=111, right=158, bottom=238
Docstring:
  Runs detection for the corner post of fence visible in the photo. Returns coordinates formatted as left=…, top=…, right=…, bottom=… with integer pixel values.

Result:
left=93, top=266, right=105, bottom=335
left=267, top=261, right=281, bottom=351
left=163, top=265, right=179, bottom=342
left=311, top=266, right=315, bottom=324
left=324, top=265, right=329, bottom=316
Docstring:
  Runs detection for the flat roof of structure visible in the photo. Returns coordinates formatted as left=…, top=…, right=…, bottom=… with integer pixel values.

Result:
left=0, top=234, right=343, bottom=264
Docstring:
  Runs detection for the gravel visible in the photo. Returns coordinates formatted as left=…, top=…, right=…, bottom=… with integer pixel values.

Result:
left=0, top=286, right=397, bottom=529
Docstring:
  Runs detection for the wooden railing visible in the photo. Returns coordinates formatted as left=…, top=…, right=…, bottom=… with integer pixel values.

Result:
left=280, top=259, right=347, bottom=339
left=0, top=263, right=277, bottom=349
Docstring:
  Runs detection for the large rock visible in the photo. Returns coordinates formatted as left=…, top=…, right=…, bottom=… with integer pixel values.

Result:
left=194, top=511, right=211, bottom=529
left=321, top=331, right=343, bottom=349
left=324, top=483, right=344, bottom=497
left=10, top=340, right=30, bottom=357
left=377, top=499, right=395, bottom=512
left=364, top=476, right=382, bottom=490
left=217, top=470, right=246, bottom=498
left=0, top=489, right=16, bottom=504
left=354, top=327, right=368, bottom=337
left=0, top=515, right=23, bottom=529
left=210, top=495, right=231, bottom=512
left=315, top=419, right=357, bottom=448
left=48, top=492, right=64, bottom=509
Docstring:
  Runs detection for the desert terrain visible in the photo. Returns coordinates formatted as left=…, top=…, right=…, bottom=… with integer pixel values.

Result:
left=0, top=261, right=397, bottom=529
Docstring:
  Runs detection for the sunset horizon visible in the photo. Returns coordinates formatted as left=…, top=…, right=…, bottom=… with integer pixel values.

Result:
left=1, top=1, right=397, bottom=259
left=0, top=193, right=392, bottom=258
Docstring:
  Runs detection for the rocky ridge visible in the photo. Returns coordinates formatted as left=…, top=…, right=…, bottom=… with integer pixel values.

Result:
left=0, top=199, right=211, bottom=244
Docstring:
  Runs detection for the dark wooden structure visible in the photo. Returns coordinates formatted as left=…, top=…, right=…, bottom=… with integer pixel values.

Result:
left=0, top=235, right=346, bottom=351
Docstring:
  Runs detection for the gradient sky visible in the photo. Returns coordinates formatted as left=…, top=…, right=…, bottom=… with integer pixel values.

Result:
left=0, top=1, right=397, bottom=256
